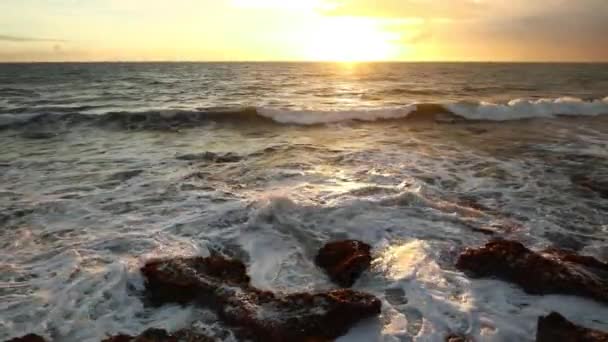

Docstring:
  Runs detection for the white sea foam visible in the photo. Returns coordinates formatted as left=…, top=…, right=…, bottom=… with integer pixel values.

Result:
left=257, top=97, right=608, bottom=125
left=446, top=97, right=608, bottom=121
left=338, top=239, right=608, bottom=342
left=257, top=106, right=418, bottom=125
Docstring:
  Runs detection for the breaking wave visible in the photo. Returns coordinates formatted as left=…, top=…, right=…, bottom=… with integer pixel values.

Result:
left=1, top=97, right=607, bottom=130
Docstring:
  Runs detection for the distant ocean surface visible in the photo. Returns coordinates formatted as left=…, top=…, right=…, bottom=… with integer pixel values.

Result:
left=1, top=62, right=608, bottom=127
left=1, top=63, right=607, bottom=341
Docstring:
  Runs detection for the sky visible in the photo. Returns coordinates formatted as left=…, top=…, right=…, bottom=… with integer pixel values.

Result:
left=1, top=0, right=607, bottom=62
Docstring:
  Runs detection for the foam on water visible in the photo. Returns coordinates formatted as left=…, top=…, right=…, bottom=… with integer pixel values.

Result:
left=257, top=106, right=418, bottom=125
left=446, top=97, right=608, bottom=121
left=2, top=97, right=608, bottom=130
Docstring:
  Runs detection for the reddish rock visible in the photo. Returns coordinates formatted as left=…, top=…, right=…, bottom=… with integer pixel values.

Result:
left=142, top=254, right=381, bottom=342
left=102, top=328, right=217, bottom=342
left=141, top=254, right=250, bottom=306
left=445, top=334, right=473, bottom=342
left=456, top=240, right=608, bottom=302
left=537, top=312, right=608, bottom=342
left=5, top=335, right=46, bottom=342
left=315, top=240, right=372, bottom=287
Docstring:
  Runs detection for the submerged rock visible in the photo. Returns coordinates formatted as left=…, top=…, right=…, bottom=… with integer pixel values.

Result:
left=536, top=312, right=608, bottom=342
left=445, top=334, right=473, bottom=342
left=315, top=240, right=372, bottom=287
left=5, top=334, right=46, bottom=342
left=102, top=328, right=216, bottom=342
left=141, top=254, right=381, bottom=342
left=571, top=175, right=608, bottom=199
left=176, top=152, right=242, bottom=163
left=456, top=240, right=608, bottom=302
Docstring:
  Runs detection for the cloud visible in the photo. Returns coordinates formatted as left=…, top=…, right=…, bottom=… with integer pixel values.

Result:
left=323, top=0, right=608, bottom=60
left=322, top=0, right=486, bottom=19
left=0, top=34, right=67, bottom=43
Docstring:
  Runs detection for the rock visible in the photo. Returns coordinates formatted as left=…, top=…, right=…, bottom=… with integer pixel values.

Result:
left=5, top=334, right=46, bottom=342
left=536, top=312, right=608, bottom=342
left=456, top=239, right=608, bottom=302
left=571, top=175, right=608, bottom=199
left=142, top=254, right=251, bottom=306
left=141, top=254, right=381, bottom=342
left=176, top=152, right=242, bottom=163
left=102, top=328, right=217, bottom=342
left=315, top=240, right=372, bottom=287
left=446, top=334, right=473, bottom=342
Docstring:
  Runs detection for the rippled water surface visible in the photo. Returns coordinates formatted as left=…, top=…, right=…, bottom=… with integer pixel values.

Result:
left=1, top=63, right=607, bottom=341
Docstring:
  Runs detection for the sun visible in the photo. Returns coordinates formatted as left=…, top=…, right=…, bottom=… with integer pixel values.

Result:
left=303, top=18, right=400, bottom=62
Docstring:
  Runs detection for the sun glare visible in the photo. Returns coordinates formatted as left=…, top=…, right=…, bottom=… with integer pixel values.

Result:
left=304, top=18, right=400, bottom=62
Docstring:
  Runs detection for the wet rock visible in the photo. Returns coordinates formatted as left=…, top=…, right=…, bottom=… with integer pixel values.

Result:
left=5, top=334, right=46, bottom=342
left=141, top=254, right=381, bottom=342
left=571, top=175, right=608, bottom=199
left=315, top=240, right=372, bottom=287
left=446, top=334, right=473, bottom=342
left=536, top=312, right=608, bottom=342
left=456, top=239, right=608, bottom=302
left=142, top=254, right=250, bottom=306
left=176, top=152, right=242, bottom=163
left=102, top=328, right=216, bottom=342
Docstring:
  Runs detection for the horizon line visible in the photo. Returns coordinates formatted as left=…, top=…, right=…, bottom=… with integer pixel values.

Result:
left=1, top=60, right=608, bottom=64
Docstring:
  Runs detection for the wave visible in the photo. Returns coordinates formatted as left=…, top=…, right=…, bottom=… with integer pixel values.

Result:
left=447, top=97, right=608, bottom=121
left=1, top=97, right=607, bottom=130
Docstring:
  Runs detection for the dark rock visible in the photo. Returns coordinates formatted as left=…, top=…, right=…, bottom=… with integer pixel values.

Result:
left=315, top=240, right=372, bottom=287
left=176, top=152, right=242, bottom=163
left=141, top=254, right=381, bottom=342
left=571, top=175, right=608, bottom=199
left=536, top=312, right=608, bottom=342
left=456, top=240, right=608, bottom=302
left=446, top=334, right=473, bottom=342
left=142, top=254, right=250, bottom=306
left=102, top=328, right=217, bottom=342
left=5, top=334, right=46, bottom=342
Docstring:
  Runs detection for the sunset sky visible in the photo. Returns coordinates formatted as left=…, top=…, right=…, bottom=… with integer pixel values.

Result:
left=1, top=0, right=607, bottom=62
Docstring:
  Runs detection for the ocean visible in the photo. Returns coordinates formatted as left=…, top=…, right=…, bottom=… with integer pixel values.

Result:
left=1, top=62, right=607, bottom=341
